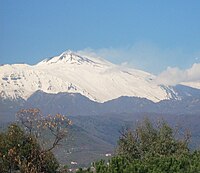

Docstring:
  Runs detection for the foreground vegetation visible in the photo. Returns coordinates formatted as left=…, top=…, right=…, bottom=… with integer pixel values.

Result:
left=0, top=109, right=71, bottom=173
left=0, top=124, right=59, bottom=172
left=77, top=119, right=200, bottom=173
left=0, top=109, right=200, bottom=172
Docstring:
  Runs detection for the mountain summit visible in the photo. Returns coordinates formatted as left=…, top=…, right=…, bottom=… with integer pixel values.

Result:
left=0, top=50, right=178, bottom=102
left=37, top=50, right=100, bottom=66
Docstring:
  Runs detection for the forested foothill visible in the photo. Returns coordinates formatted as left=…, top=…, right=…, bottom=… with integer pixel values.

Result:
left=0, top=109, right=200, bottom=173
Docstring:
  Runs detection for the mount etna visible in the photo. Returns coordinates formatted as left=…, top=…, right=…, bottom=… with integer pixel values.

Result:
left=0, top=51, right=200, bottom=166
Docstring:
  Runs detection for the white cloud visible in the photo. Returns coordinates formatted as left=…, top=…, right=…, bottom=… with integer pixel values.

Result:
left=155, top=63, right=200, bottom=85
left=76, top=43, right=200, bottom=86
left=77, top=42, right=195, bottom=74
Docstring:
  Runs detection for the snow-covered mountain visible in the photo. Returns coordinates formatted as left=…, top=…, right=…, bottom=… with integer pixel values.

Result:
left=181, top=81, right=200, bottom=90
left=0, top=50, right=179, bottom=102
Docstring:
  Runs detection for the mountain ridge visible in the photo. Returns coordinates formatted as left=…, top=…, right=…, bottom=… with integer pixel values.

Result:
left=0, top=50, right=199, bottom=103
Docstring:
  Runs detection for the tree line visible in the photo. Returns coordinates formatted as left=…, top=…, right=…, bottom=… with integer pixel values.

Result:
left=77, top=119, right=200, bottom=173
left=0, top=109, right=200, bottom=172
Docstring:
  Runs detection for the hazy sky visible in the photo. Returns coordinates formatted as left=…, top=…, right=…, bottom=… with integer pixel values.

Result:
left=1, top=0, right=200, bottom=74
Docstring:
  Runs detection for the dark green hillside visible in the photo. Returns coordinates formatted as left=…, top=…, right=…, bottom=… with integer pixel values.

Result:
left=54, top=124, right=113, bottom=167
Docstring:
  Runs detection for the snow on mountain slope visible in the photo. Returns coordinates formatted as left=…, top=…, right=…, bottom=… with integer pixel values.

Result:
left=181, top=81, right=200, bottom=90
left=0, top=50, right=175, bottom=102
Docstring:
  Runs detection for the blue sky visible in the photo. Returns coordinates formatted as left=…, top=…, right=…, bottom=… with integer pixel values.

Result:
left=1, top=0, right=200, bottom=74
